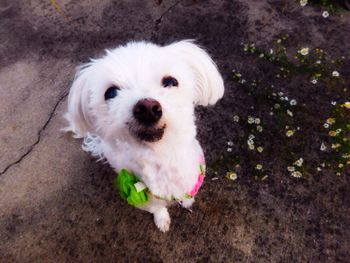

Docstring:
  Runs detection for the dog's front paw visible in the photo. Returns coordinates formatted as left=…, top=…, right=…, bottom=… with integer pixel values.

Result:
left=181, top=198, right=195, bottom=210
left=154, top=208, right=170, bottom=232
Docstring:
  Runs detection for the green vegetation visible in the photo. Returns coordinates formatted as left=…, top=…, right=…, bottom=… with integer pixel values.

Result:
left=225, top=36, right=349, bottom=180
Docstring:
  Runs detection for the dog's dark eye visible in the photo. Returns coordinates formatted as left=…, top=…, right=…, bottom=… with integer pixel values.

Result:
left=162, top=76, right=178, bottom=88
left=104, top=86, right=120, bottom=100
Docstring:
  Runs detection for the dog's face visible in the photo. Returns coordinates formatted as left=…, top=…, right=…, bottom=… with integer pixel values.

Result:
left=66, top=41, right=224, bottom=144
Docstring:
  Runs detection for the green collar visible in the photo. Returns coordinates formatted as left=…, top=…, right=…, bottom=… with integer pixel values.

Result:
left=115, top=161, right=205, bottom=207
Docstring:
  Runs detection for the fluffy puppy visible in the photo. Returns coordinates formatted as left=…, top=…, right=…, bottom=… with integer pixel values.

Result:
left=65, top=40, right=224, bottom=232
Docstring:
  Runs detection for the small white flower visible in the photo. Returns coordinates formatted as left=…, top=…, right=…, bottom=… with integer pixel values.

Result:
left=274, top=103, right=281, bottom=109
left=342, top=153, right=350, bottom=159
left=270, top=49, right=274, bottom=54
left=257, top=146, right=264, bottom=153
left=287, top=166, right=295, bottom=172
left=311, top=79, right=317, bottom=84
left=299, top=47, right=309, bottom=56
left=248, top=117, right=255, bottom=124
left=290, top=99, right=297, bottom=106
left=256, top=164, right=263, bottom=170
left=287, top=109, right=293, bottom=117
left=248, top=144, right=255, bottom=150
left=286, top=130, right=295, bottom=137
left=332, top=143, right=340, bottom=149
left=331, top=101, right=337, bottom=106
left=316, top=60, right=321, bottom=64
left=320, top=142, right=327, bottom=151
left=269, top=112, right=274, bottom=116
left=259, top=53, right=265, bottom=58
left=248, top=134, right=255, bottom=140
left=291, top=171, right=303, bottom=178
left=294, top=158, right=304, bottom=167
left=326, top=118, right=335, bottom=125
left=247, top=139, right=254, bottom=146
left=254, top=118, right=261, bottom=125
left=323, top=123, right=330, bottom=129
left=317, top=167, right=322, bottom=172
left=300, top=0, right=308, bottom=6
left=227, top=147, right=232, bottom=152
left=278, top=92, right=284, bottom=96
left=233, top=115, right=240, bottom=122
left=322, top=11, right=329, bottom=18
left=257, top=125, right=263, bottom=132
left=332, top=71, right=340, bottom=77
left=227, top=141, right=234, bottom=146
left=226, top=172, right=238, bottom=181
left=261, top=175, right=268, bottom=180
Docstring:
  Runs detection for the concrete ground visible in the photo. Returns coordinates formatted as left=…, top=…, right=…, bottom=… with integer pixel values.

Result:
left=0, top=0, right=349, bottom=262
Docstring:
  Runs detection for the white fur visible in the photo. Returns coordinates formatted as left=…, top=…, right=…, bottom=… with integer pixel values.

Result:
left=65, top=40, right=224, bottom=232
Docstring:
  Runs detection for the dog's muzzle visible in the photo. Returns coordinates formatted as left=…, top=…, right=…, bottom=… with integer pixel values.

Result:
left=130, top=98, right=165, bottom=142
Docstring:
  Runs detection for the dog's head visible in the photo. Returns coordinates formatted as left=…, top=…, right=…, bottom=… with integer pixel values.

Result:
left=66, top=40, right=224, bottom=144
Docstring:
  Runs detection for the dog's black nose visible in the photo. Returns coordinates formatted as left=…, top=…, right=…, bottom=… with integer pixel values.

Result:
left=133, top=98, right=162, bottom=125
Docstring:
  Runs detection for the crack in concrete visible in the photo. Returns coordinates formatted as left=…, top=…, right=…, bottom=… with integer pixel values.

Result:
left=154, top=0, right=183, bottom=31
left=0, top=92, right=69, bottom=176
left=0, top=0, right=182, bottom=175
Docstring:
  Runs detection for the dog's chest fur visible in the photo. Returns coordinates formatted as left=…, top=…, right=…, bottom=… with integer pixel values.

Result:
left=101, top=137, right=203, bottom=199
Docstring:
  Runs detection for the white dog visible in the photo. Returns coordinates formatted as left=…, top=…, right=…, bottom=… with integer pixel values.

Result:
left=65, top=40, right=224, bottom=232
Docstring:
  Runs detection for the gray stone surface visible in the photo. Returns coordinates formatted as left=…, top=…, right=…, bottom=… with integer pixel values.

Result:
left=1, top=0, right=349, bottom=262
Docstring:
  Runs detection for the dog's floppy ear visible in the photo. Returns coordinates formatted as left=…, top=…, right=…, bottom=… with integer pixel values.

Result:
left=168, top=40, right=224, bottom=106
left=64, top=63, right=95, bottom=137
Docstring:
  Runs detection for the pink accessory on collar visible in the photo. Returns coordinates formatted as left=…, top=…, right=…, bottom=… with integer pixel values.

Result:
left=189, top=174, right=204, bottom=197
left=153, top=155, right=206, bottom=201
left=188, top=155, right=205, bottom=197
